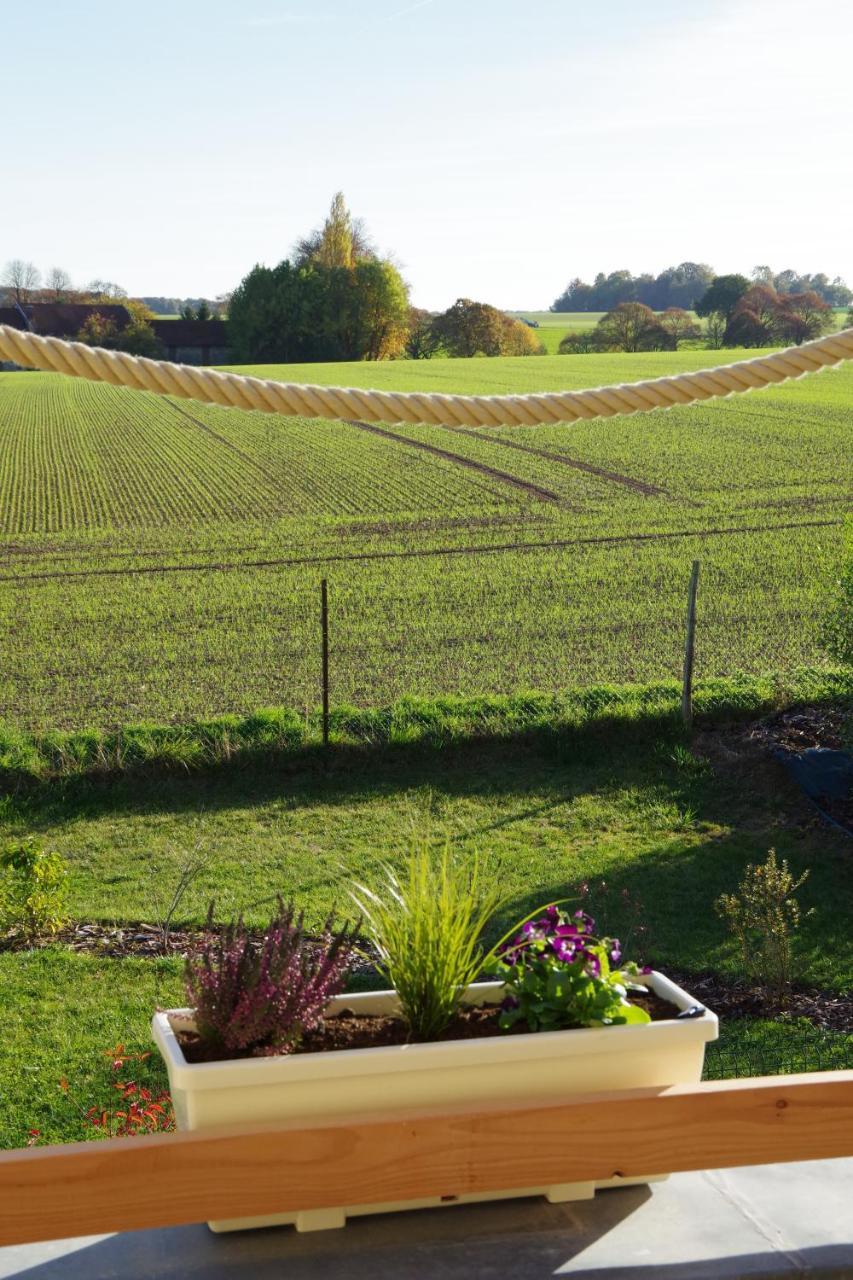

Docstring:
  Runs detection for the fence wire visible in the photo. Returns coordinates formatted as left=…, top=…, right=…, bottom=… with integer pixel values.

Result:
left=0, top=542, right=836, bottom=732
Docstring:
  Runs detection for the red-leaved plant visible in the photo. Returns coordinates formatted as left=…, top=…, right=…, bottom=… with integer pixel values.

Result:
left=185, top=900, right=358, bottom=1055
left=27, top=1045, right=175, bottom=1147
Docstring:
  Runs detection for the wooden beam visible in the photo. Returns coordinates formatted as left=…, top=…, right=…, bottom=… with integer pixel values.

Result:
left=0, top=1072, right=851, bottom=1246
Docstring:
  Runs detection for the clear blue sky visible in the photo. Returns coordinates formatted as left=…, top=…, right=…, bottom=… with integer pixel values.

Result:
left=4, top=0, right=851, bottom=309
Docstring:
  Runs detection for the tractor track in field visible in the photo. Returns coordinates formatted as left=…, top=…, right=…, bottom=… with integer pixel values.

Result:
left=0, top=518, right=841, bottom=586
left=427, top=422, right=681, bottom=501
left=342, top=419, right=570, bottom=507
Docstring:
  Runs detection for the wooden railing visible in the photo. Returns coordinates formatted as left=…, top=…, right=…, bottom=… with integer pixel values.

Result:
left=0, top=1071, right=851, bottom=1247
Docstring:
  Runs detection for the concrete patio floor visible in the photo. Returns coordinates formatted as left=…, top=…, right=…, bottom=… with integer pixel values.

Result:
left=0, top=1158, right=851, bottom=1279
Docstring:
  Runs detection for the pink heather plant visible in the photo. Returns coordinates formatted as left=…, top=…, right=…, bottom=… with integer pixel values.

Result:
left=185, top=900, right=357, bottom=1055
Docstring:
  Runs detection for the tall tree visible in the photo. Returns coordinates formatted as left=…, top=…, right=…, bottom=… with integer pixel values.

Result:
left=659, top=307, right=701, bottom=349
left=3, top=259, right=40, bottom=305
left=44, top=266, right=73, bottom=303
left=695, top=274, right=749, bottom=320
left=295, top=192, right=374, bottom=269
left=591, top=302, right=669, bottom=352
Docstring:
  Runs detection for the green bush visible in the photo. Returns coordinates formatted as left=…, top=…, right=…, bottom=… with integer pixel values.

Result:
left=0, top=839, right=68, bottom=942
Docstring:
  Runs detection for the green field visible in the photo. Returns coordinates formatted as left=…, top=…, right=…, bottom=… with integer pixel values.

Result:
left=506, top=311, right=610, bottom=353
left=0, top=348, right=848, bottom=731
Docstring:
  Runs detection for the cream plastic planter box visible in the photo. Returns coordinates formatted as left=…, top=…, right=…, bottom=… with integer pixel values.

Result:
left=152, top=972, right=717, bottom=1233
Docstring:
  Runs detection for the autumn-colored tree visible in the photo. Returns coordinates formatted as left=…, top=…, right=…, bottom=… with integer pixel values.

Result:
left=430, top=299, right=543, bottom=357
left=295, top=192, right=374, bottom=269
left=430, top=299, right=506, bottom=356
left=76, top=311, right=118, bottom=347
left=659, top=307, right=701, bottom=349
left=591, top=302, right=669, bottom=352
left=77, top=301, right=163, bottom=358
left=119, top=300, right=165, bottom=357
left=499, top=315, right=545, bottom=356
left=723, top=285, right=831, bottom=347
left=723, top=285, right=779, bottom=346
left=773, top=290, right=832, bottom=344
left=344, top=260, right=410, bottom=360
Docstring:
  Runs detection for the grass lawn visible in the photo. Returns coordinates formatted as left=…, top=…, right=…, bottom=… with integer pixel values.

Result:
left=2, top=708, right=851, bottom=1147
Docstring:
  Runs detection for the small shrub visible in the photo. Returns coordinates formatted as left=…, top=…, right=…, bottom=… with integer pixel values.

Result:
left=715, top=849, right=812, bottom=999
left=185, top=900, right=357, bottom=1054
left=490, top=904, right=651, bottom=1032
left=0, top=838, right=67, bottom=942
left=351, top=841, right=507, bottom=1042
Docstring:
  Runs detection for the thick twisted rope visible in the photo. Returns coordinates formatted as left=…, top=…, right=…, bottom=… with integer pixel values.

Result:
left=1, top=323, right=852, bottom=427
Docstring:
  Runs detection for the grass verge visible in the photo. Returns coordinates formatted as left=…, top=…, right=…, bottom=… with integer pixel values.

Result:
left=1, top=668, right=850, bottom=783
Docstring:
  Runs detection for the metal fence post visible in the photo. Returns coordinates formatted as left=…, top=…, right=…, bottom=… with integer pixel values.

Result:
left=320, top=579, right=330, bottom=748
left=682, top=560, right=701, bottom=731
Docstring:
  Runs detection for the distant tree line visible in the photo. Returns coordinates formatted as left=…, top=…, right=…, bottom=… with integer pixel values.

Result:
left=0, top=259, right=165, bottom=357
left=144, top=297, right=225, bottom=318
left=553, top=264, right=852, bottom=313
left=560, top=277, right=840, bottom=355
left=1, top=260, right=129, bottom=308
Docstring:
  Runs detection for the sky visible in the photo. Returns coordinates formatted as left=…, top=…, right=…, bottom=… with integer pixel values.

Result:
left=3, top=0, right=852, bottom=311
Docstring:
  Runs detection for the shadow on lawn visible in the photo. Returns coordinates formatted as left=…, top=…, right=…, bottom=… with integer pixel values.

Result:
left=4, top=728, right=688, bottom=824
left=4, top=720, right=850, bottom=984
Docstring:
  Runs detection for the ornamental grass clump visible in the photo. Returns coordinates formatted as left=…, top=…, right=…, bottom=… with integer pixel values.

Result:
left=185, top=900, right=357, bottom=1055
left=351, top=842, right=507, bottom=1042
left=491, top=904, right=651, bottom=1031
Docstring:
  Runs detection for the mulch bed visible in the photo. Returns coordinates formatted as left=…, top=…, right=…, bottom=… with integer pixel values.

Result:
left=744, top=705, right=853, bottom=834
left=746, top=706, right=850, bottom=755
left=668, top=969, right=853, bottom=1034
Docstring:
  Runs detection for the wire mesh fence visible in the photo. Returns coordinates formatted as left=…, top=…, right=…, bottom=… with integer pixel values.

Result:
left=704, top=1025, right=853, bottom=1081
left=0, top=536, right=836, bottom=732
